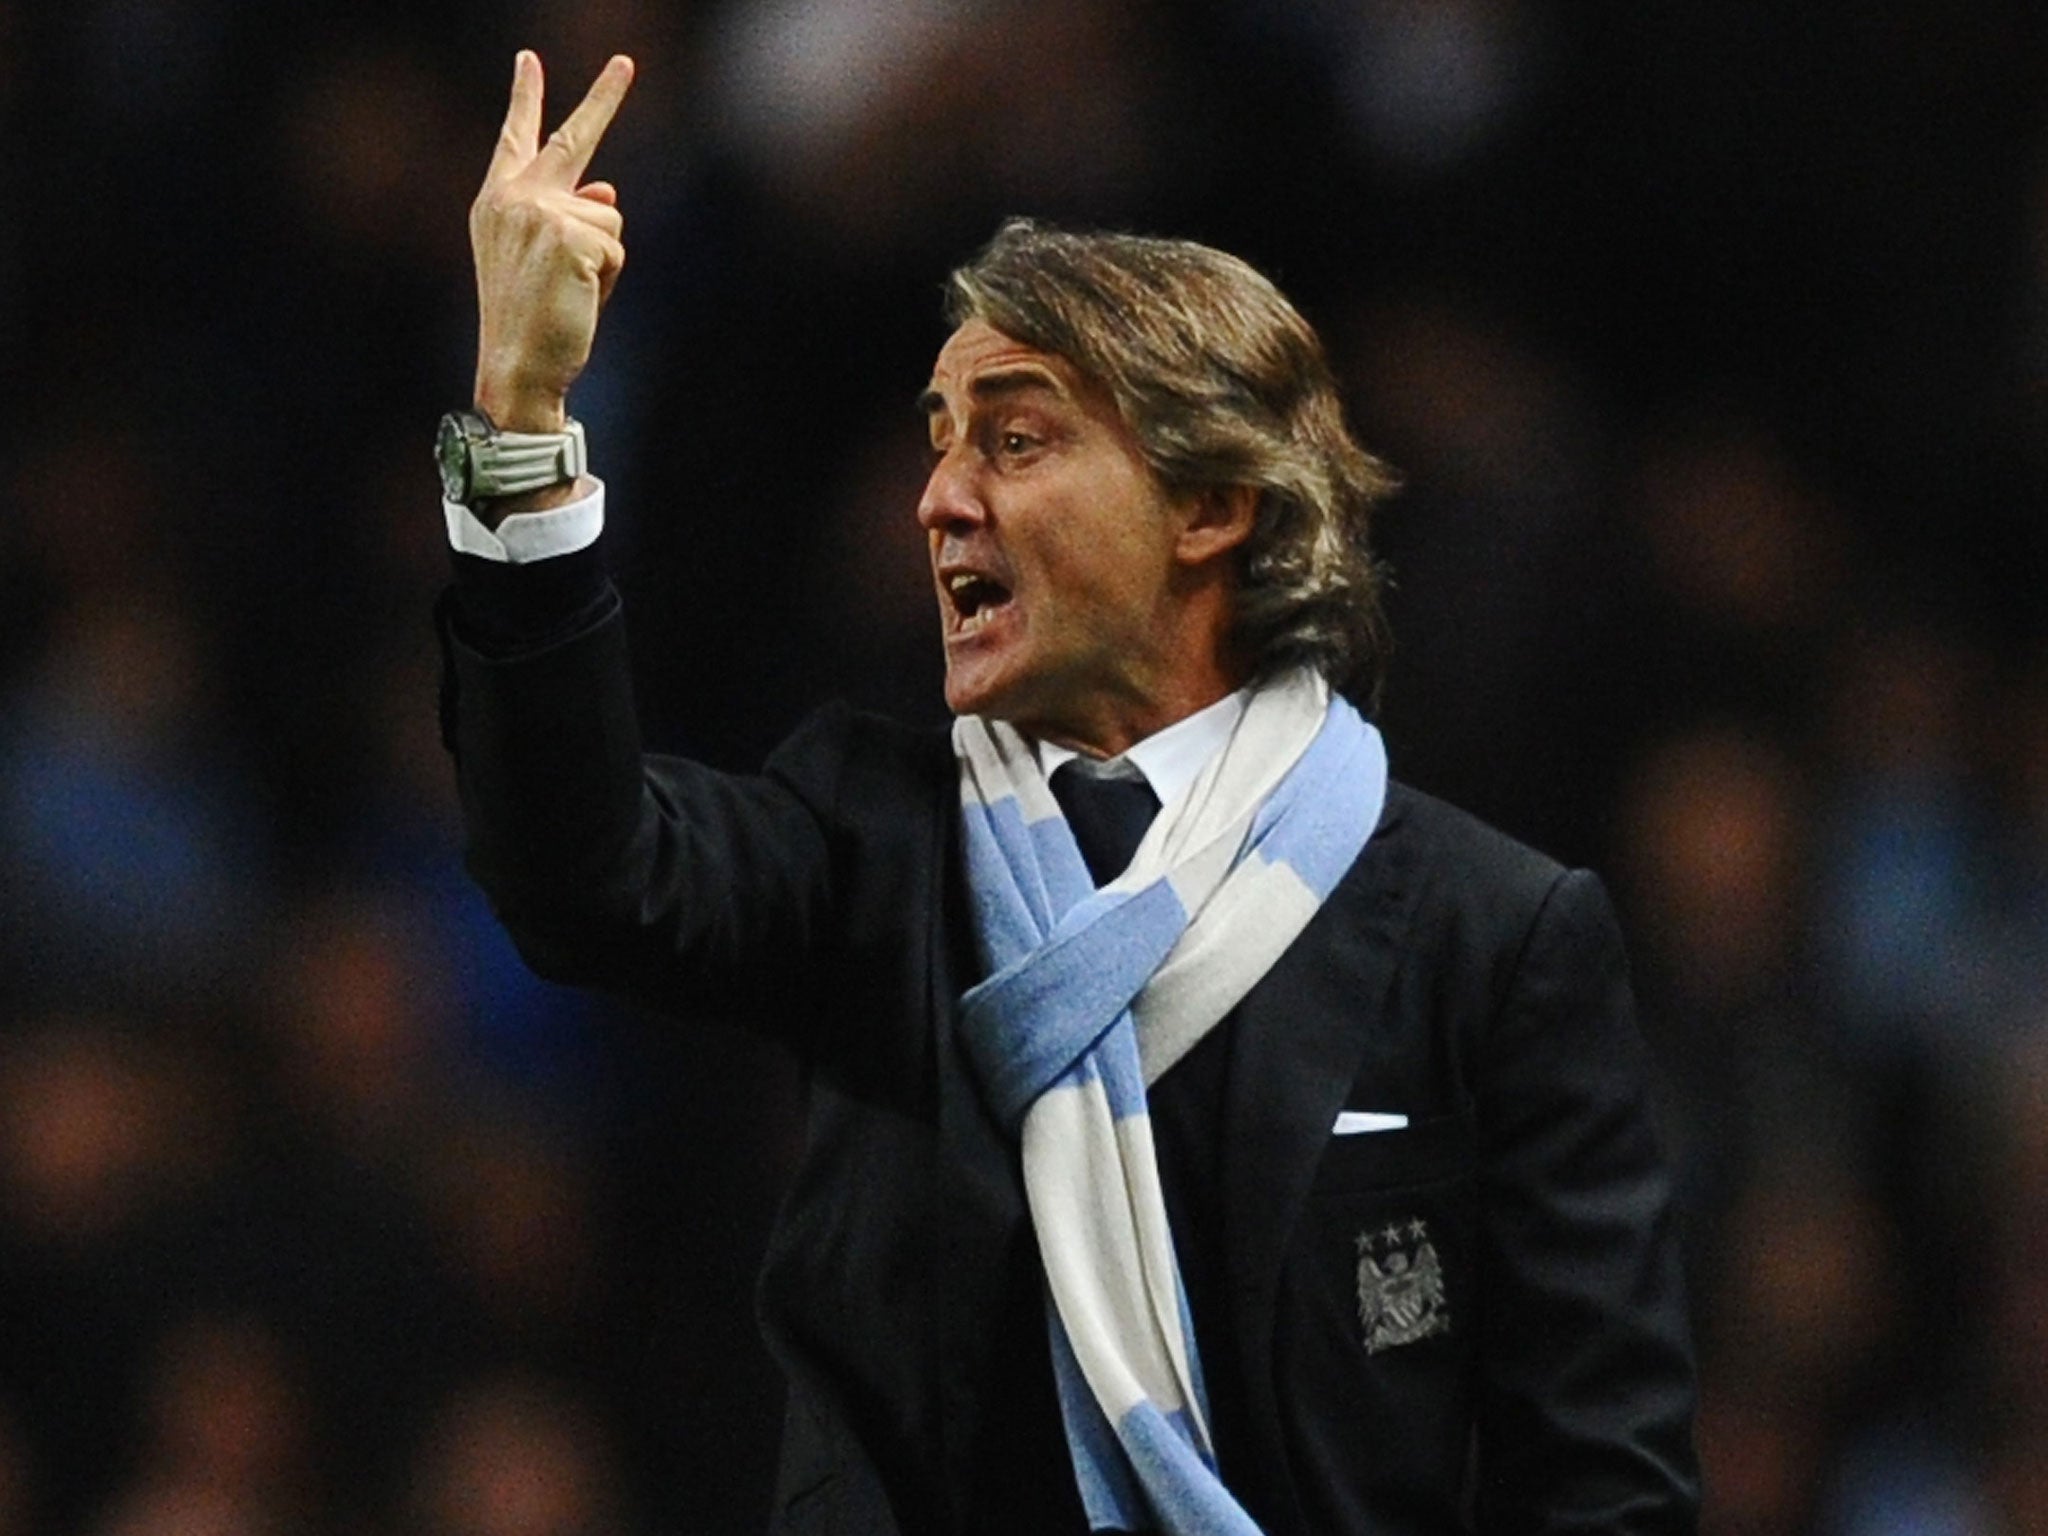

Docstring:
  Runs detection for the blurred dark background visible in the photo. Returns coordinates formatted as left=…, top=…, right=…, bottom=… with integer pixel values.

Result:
left=4, top=0, right=2048, bottom=1531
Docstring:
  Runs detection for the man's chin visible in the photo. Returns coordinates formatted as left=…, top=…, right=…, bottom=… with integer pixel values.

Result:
left=943, top=656, right=1029, bottom=723
left=943, top=671, right=1003, bottom=721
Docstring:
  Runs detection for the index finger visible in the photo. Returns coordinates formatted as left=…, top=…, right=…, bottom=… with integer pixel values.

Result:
left=533, top=55, right=635, bottom=187
left=485, top=50, right=545, bottom=183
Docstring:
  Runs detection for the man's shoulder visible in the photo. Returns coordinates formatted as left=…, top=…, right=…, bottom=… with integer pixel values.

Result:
left=1365, top=778, right=1595, bottom=944
left=1320, top=780, right=1632, bottom=1025
left=768, top=700, right=953, bottom=772
left=763, top=701, right=958, bottom=825
left=1378, top=780, right=1570, bottom=892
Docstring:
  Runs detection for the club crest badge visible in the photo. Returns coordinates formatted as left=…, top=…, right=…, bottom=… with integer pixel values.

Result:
left=1355, top=1219, right=1450, bottom=1354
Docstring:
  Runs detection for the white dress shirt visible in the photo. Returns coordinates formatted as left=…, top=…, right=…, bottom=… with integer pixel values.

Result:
left=1035, top=687, right=1251, bottom=809
left=443, top=482, right=606, bottom=564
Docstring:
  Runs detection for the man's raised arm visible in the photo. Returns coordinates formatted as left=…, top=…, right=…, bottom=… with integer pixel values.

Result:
left=462, top=50, right=633, bottom=523
left=436, top=52, right=849, bottom=1033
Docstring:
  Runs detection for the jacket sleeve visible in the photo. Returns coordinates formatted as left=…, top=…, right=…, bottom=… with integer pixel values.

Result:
left=1472, top=868, right=1700, bottom=1534
left=438, top=583, right=846, bottom=1036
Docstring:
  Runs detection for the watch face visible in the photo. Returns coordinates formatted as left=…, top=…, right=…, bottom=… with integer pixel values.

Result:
left=435, top=413, right=472, bottom=502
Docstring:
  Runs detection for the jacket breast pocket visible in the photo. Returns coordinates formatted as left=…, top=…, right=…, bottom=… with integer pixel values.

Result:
left=1272, top=1107, right=1479, bottom=1507
left=1310, top=1104, right=1477, bottom=1195
left=1298, top=1108, right=1476, bottom=1368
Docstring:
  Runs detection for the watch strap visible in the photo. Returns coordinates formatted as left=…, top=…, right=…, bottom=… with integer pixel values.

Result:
left=468, top=418, right=588, bottom=500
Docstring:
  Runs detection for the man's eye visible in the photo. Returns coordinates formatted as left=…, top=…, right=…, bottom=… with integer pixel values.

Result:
left=1000, top=431, right=1037, bottom=456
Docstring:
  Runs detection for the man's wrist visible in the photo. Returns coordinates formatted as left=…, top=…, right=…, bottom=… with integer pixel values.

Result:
left=474, top=379, right=569, bottom=434
left=438, top=407, right=587, bottom=519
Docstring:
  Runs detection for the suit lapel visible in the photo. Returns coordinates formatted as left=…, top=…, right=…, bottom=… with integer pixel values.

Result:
left=1220, top=787, right=1421, bottom=1504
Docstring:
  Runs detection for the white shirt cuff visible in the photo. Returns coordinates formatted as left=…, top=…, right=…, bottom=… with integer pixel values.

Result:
left=443, top=479, right=605, bottom=563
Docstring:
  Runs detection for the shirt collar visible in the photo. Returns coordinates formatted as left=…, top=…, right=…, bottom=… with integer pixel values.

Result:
left=1034, top=686, right=1253, bottom=809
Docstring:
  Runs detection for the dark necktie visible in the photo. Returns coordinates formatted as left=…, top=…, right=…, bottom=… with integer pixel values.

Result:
left=1049, top=762, right=1161, bottom=886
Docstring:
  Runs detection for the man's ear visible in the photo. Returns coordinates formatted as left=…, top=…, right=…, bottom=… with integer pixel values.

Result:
left=1173, top=484, right=1258, bottom=568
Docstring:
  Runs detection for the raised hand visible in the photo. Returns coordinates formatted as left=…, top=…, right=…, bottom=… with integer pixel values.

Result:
left=469, top=51, right=635, bottom=432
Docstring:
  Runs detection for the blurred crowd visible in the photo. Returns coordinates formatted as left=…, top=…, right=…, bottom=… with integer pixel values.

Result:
left=3, top=0, right=2046, bottom=1532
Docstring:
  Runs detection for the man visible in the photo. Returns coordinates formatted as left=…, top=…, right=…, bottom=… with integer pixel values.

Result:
left=436, top=52, right=1698, bottom=1535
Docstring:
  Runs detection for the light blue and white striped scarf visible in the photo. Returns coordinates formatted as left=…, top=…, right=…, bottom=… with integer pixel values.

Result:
left=952, top=667, right=1388, bottom=1534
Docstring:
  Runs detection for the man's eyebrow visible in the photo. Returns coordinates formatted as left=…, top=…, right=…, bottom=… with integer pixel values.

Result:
left=915, top=367, right=1070, bottom=421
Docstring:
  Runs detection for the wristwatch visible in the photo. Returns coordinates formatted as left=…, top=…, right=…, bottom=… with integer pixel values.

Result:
left=435, top=409, right=587, bottom=505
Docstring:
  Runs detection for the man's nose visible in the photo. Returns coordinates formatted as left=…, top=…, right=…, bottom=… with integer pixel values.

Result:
left=916, top=452, right=984, bottom=533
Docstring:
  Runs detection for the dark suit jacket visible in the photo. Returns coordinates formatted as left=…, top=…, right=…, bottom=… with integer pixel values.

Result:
left=442, top=592, right=1699, bottom=1536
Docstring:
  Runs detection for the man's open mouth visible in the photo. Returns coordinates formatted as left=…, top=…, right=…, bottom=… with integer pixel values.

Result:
left=946, top=572, right=1013, bottom=634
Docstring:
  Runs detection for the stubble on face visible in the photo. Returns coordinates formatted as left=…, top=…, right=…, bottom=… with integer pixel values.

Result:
left=917, top=322, right=1233, bottom=756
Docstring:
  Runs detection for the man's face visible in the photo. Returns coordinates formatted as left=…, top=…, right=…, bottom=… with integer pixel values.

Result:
left=918, top=320, right=1196, bottom=754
